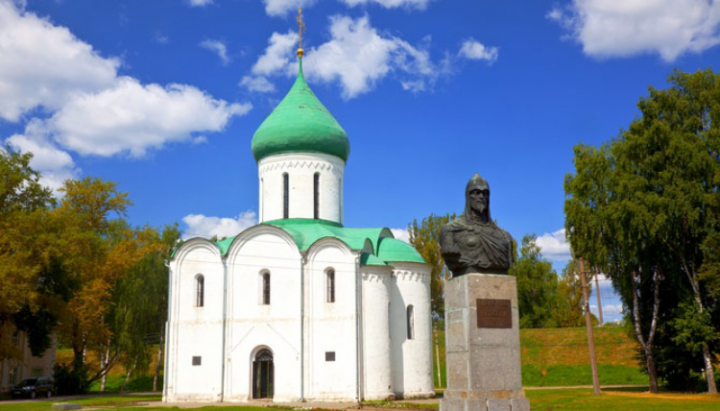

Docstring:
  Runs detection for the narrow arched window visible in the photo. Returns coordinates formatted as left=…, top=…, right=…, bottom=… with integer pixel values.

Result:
left=326, top=269, right=335, bottom=303
left=195, top=275, right=205, bottom=307
left=407, top=305, right=414, bottom=340
left=261, top=272, right=271, bottom=305
left=314, top=173, right=320, bottom=219
left=388, top=302, right=392, bottom=339
left=260, top=177, right=264, bottom=221
left=283, top=173, right=289, bottom=219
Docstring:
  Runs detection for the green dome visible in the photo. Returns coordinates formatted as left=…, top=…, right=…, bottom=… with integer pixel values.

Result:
left=377, top=237, right=426, bottom=264
left=251, top=59, right=350, bottom=162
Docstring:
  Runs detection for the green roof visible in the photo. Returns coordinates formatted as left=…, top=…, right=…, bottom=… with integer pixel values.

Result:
left=377, top=237, right=426, bottom=264
left=264, top=218, right=387, bottom=254
left=251, top=59, right=350, bottom=162
left=215, top=236, right=235, bottom=256
left=360, top=252, right=389, bottom=267
left=172, top=219, right=426, bottom=266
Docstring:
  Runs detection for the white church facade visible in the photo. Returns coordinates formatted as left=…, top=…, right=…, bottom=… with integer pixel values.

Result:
left=162, top=52, right=435, bottom=403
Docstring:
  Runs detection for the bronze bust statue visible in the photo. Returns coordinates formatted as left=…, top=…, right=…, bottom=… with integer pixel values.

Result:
left=440, top=174, right=514, bottom=276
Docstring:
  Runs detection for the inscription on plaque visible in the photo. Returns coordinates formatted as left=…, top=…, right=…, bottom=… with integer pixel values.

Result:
left=476, top=299, right=512, bottom=329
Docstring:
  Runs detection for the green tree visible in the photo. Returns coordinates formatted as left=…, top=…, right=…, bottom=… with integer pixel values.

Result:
left=408, top=213, right=455, bottom=318
left=509, top=234, right=563, bottom=329
left=555, top=259, right=586, bottom=328
left=0, top=146, right=57, bottom=389
left=52, top=177, right=161, bottom=392
left=565, top=69, right=720, bottom=393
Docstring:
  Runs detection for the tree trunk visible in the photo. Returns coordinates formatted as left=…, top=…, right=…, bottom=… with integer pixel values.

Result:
left=594, top=268, right=603, bottom=326
left=646, top=346, right=659, bottom=393
left=631, top=269, right=661, bottom=393
left=0, top=357, right=5, bottom=391
left=121, top=356, right=138, bottom=393
left=153, top=324, right=164, bottom=392
left=100, top=346, right=110, bottom=392
left=433, top=320, right=442, bottom=388
left=683, top=260, right=718, bottom=395
left=702, top=344, right=717, bottom=394
left=580, top=259, right=600, bottom=395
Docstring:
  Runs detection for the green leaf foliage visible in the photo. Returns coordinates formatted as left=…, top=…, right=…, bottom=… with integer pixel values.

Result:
left=509, top=234, right=564, bottom=329
left=564, top=69, right=720, bottom=391
left=408, top=213, right=455, bottom=318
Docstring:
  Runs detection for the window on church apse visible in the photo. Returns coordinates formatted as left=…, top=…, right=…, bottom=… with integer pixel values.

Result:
left=195, top=275, right=204, bottom=307
left=314, top=172, right=320, bottom=219
left=407, top=305, right=415, bottom=340
left=283, top=173, right=289, bottom=219
left=326, top=269, right=335, bottom=303
left=261, top=272, right=271, bottom=305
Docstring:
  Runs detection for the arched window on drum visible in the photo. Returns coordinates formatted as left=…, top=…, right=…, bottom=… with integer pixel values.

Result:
left=260, top=271, right=271, bottom=305
left=406, top=305, right=415, bottom=340
left=195, top=274, right=205, bottom=307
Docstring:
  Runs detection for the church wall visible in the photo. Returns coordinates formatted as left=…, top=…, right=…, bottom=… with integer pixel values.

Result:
left=304, top=241, right=358, bottom=401
left=166, top=243, right=225, bottom=402
left=258, top=153, right=344, bottom=224
left=361, top=266, right=395, bottom=400
left=391, top=263, right=435, bottom=399
left=224, top=230, right=303, bottom=402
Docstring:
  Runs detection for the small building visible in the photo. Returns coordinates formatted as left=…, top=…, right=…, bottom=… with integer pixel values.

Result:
left=0, top=329, right=56, bottom=393
left=163, top=53, right=435, bottom=403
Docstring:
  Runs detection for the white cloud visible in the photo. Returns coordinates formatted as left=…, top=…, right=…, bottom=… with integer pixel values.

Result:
left=536, top=228, right=572, bottom=261
left=249, top=15, right=446, bottom=99
left=47, top=77, right=251, bottom=157
left=155, top=32, right=169, bottom=44
left=401, top=80, right=425, bottom=93
left=0, top=1, right=119, bottom=122
left=192, top=135, right=208, bottom=145
left=458, top=39, right=499, bottom=64
left=602, top=304, right=623, bottom=315
left=0, top=1, right=252, bottom=181
left=6, top=120, right=79, bottom=192
left=263, top=0, right=315, bottom=17
left=188, top=0, right=213, bottom=7
left=182, top=211, right=258, bottom=240
left=251, top=31, right=299, bottom=76
left=341, top=0, right=430, bottom=10
left=548, top=0, right=720, bottom=61
left=239, top=76, right=276, bottom=93
left=200, top=39, right=230, bottom=65
left=390, top=228, right=410, bottom=243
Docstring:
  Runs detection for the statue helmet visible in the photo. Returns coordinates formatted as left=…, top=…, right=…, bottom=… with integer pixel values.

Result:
left=465, top=173, right=490, bottom=219
left=466, top=173, right=489, bottom=193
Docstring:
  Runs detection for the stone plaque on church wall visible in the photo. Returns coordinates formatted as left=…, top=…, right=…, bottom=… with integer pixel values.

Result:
left=476, top=298, right=511, bottom=329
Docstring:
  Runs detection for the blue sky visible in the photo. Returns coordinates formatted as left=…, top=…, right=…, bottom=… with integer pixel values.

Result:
left=2, top=0, right=719, bottom=322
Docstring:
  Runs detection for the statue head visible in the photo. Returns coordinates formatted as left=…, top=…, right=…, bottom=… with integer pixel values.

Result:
left=465, top=173, right=490, bottom=222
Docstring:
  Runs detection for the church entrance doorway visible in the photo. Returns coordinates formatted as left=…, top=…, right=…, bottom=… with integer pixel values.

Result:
left=252, top=349, right=274, bottom=399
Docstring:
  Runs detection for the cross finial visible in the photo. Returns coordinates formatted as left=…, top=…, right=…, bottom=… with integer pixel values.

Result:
left=296, top=8, right=306, bottom=58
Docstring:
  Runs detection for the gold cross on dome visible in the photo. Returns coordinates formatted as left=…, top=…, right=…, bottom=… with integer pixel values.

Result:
left=296, top=8, right=306, bottom=58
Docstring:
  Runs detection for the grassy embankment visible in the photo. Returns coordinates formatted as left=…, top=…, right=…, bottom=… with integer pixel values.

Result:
left=433, top=325, right=648, bottom=388
left=54, top=326, right=666, bottom=391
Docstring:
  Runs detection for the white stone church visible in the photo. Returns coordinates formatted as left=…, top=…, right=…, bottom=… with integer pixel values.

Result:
left=162, top=53, right=434, bottom=403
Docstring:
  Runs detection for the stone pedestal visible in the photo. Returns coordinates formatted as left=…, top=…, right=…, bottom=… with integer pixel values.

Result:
left=440, top=273, right=529, bottom=411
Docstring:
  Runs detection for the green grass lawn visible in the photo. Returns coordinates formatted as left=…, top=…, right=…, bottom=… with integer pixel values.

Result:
left=0, top=394, right=162, bottom=411
left=526, top=388, right=720, bottom=411
left=2, top=389, right=719, bottom=411
left=522, top=364, right=647, bottom=387
left=433, top=325, right=651, bottom=388
left=88, top=373, right=162, bottom=392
